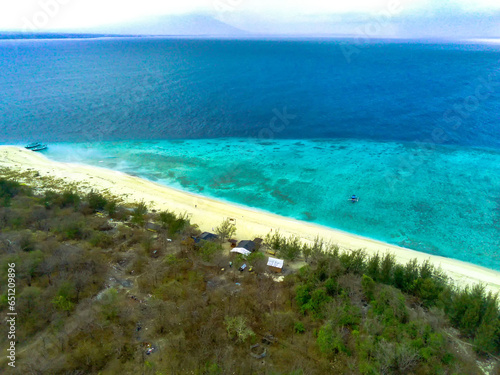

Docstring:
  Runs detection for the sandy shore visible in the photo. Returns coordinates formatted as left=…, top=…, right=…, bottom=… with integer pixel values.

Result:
left=1, top=146, right=499, bottom=293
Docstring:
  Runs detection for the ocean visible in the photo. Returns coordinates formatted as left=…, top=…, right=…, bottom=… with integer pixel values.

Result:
left=0, top=38, right=499, bottom=269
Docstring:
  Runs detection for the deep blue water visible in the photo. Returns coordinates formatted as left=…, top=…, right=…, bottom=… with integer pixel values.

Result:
left=1, top=38, right=500, bottom=148
left=0, top=38, right=499, bottom=269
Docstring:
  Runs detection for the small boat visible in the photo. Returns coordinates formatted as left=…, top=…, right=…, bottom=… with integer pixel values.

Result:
left=349, top=195, right=359, bottom=203
left=31, top=144, right=48, bottom=152
left=25, top=142, right=42, bottom=149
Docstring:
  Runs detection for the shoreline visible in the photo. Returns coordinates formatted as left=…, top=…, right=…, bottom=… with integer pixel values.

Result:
left=1, top=145, right=499, bottom=293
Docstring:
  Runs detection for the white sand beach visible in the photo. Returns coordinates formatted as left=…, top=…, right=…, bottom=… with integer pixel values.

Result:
left=1, top=146, right=499, bottom=293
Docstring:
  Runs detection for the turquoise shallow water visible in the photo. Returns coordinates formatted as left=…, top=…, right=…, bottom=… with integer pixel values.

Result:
left=39, top=139, right=500, bottom=270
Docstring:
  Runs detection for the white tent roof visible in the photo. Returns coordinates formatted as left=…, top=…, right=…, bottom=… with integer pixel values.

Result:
left=231, top=248, right=252, bottom=256
left=267, top=257, right=284, bottom=269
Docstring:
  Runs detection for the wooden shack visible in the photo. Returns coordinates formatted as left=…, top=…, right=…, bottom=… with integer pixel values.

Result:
left=267, top=257, right=284, bottom=273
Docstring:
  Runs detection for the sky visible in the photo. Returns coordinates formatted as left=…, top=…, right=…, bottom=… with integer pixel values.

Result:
left=1, top=0, right=499, bottom=36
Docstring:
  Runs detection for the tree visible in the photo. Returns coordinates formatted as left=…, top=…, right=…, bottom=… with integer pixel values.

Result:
left=200, top=241, right=222, bottom=262
left=361, top=274, right=376, bottom=302
left=52, top=295, right=74, bottom=315
left=98, top=288, right=120, bottom=321
left=0, top=178, right=21, bottom=206
left=302, top=244, right=312, bottom=263
left=52, top=281, right=77, bottom=315
left=224, top=316, right=255, bottom=343
left=61, top=190, right=81, bottom=208
left=87, top=190, right=108, bottom=212
left=279, top=236, right=302, bottom=261
left=317, top=322, right=346, bottom=357
left=131, top=201, right=148, bottom=226
left=159, top=210, right=177, bottom=228
left=19, top=286, right=41, bottom=315
left=265, top=230, right=285, bottom=252
left=215, top=218, right=236, bottom=244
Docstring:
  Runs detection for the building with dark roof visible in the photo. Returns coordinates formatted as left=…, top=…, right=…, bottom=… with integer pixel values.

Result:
left=193, top=232, right=219, bottom=244
left=237, top=240, right=256, bottom=252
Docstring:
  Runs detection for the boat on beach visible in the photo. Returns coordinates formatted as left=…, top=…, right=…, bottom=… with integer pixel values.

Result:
left=25, top=142, right=42, bottom=149
left=30, top=144, right=48, bottom=152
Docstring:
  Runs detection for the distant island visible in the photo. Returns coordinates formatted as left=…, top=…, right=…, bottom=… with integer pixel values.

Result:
left=0, top=32, right=134, bottom=40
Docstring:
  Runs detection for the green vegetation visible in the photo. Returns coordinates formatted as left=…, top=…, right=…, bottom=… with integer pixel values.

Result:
left=0, top=175, right=498, bottom=374
left=159, top=210, right=190, bottom=236
left=215, top=218, right=237, bottom=243
left=265, top=231, right=303, bottom=261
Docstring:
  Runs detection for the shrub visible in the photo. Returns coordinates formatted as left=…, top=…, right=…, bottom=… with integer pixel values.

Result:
left=59, top=220, right=85, bottom=240
left=87, top=190, right=108, bottom=212
left=52, top=281, right=76, bottom=315
left=339, top=249, right=366, bottom=275
left=0, top=179, right=21, bottom=206
left=380, top=253, right=396, bottom=284
left=366, top=253, right=381, bottom=281
left=105, top=200, right=117, bottom=216
left=168, top=215, right=189, bottom=237
left=19, top=230, right=35, bottom=252
left=70, top=337, right=113, bottom=373
left=329, top=300, right=362, bottom=328
left=61, top=190, right=81, bottom=208
left=301, top=288, right=331, bottom=319
left=265, top=230, right=285, bottom=251
left=295, top=284, right=312, bottom=309
left=403, top=259, right=420, bottom=293
left=52, top=295, right=74, bottom=314
left=393, top=264, right=405, bottom=290
left=294, top=321, right=305, bottom=333
left=131, top=201, right=148, bottom=226
left=141, top=236, right=154, bottom=253
left=317, top=322, right=346, bottom=357
left=279, top=236, right=302, bottom=261
left=419, top=259, right=435, bottom=280
left=42, top=190, right=59, bottom=209
left=361, top=274, right=376, bottom=301
left=247, top=251, right=265, bottom=263
left=324, top=277, right=339, bottom=296
left=372, top=285, right=408, bottom=324
left=159, top=210, right=177, bottom=227
left=447, top=285, right=500, bottom=352
left=449, top=285, right=486, bottom=337
left=203, top=362, right=223, bottom=375
left=474, top=319, right=500, bottom=354
left=413, top=277, right=442, bottom=307
left=199, top=241, right=222, bottom=262
left=375, top=341, right=419, bottom=374
left=89, top=232, right=114, bottom=248
left=98, top=288, right=119, bottom=321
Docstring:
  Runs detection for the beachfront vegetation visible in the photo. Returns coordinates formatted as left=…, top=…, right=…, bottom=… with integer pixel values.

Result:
left=0, top=175, right=499, bottom=374
left=215, top=218, right=237, bottom=244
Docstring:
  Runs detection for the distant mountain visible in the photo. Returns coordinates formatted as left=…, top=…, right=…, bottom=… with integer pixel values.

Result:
left=0, top=32, right=125, bottom=40
left=90, top=14, right=248, bottom=36
left=396, top=13, right=500, bottom=39
left=218, top=10, right=500, bottom=39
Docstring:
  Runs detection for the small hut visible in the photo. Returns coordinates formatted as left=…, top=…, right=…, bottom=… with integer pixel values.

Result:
left=194, top=232, right=218, bottom=244
left=199, top=232, right=218, bottom=241
left=238, top=240, right=256, bottom=252
left=267, top=257, right=284, bottom=273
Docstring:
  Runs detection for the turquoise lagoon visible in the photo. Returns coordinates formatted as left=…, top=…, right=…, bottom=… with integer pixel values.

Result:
left=41, top=138, right=500, bottom=271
